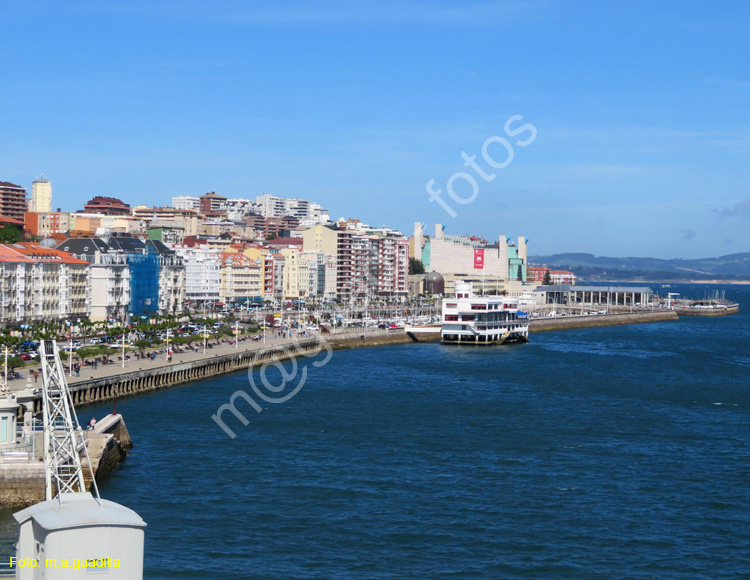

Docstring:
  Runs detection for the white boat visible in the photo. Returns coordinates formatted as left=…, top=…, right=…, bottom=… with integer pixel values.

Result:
left=441, top=282, right=529, bottom=345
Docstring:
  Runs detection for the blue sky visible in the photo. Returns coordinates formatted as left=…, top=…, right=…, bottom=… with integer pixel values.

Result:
left=2, top=0, right=749, bottom=258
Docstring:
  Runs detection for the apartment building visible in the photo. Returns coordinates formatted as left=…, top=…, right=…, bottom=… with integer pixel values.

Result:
left=375, top=235, right=409, bottom=297
left=218, top=253, right=262, bottom=303
left=172, top=196, right=201, bottom=211
left=0, top=243, right=90, bottom=326
left=0, top=181, right=28, bottom=222
left=29, top=174, right=52, bottom=213
left=172, top=246, right=222, bottom=307
left=302, top=225, right=354, bottom=300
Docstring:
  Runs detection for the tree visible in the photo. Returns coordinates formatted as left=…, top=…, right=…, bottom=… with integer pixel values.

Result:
left=409, top=258, right=425, bottom=275
left=0, top=224, right=22, bottom=244
left=77, top=345, right=109, bottom=363
left=543, top=269, right=552, bottom=285
left=5, top=356, right=25, bottom=372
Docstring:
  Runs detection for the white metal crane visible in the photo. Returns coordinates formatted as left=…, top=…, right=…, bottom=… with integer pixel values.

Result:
left=38, top=339, right=100, bottom=503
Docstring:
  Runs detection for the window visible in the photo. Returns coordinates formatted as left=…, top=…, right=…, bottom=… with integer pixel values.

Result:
left=444, top=314, right=458, bottom=321
left=461, top=314, right=475, bottom=321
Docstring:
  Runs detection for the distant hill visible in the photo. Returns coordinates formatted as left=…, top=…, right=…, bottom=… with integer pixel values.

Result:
left=530, top=252, right=750, bottom=282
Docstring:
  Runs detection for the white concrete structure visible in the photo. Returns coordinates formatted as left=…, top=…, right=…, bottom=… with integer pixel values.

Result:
left=172, top=195, right=200, bottom=211
left=0, top=244, right=90, bottom=326
left=411, top=223, right=529, bottom=290
left=88, top=252, right=130, bottom=322
left=219, top=198, right=260, bottom=220
left=173, top=246, right=222, bottom=306
left=256, top=194, right=329, bottom=223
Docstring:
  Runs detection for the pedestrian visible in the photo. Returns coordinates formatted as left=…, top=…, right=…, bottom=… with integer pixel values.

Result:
left=33, top=370, right=39, bottom=383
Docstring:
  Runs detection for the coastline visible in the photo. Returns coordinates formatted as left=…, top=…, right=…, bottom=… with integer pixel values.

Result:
left=11, top=310, right=687, bottom=411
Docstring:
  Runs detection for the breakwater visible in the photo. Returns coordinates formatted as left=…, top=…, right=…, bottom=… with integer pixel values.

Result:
left=529, top=309, right=679, bottom=332
left=0, top=413, right=131, bottom=507
left=675, top=304, right=740, bottom=316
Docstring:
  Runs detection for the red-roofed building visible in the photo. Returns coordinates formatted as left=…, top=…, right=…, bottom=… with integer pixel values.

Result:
left=199, top=192, right=227, bottom=216
left=527, top=266, right=549, bottom=283
left=550, top=270, right=576, bottom=285
left=0, top=243, right=90, bottom=326
left=83, top=196, right=131, bottom=216
left=218, top=252, right=262, bottom=303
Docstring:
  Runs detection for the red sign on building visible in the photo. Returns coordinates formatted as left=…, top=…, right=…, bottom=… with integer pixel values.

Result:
left=474, top=248, right=484, bottom=269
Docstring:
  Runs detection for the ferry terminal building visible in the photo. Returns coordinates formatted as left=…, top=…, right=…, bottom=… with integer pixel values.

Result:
left=535, top=284, right=654, bottom=307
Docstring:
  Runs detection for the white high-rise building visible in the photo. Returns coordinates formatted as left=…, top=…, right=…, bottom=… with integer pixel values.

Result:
left=172, top=195, right=201, bottom=211
left=172, top=246, right=222, bottom=306
left=29, top=174, right=52, bottom=213
left=256, top=194, right=329, bottom=223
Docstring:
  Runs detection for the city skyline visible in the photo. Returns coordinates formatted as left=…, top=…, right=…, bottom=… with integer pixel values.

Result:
left=2, top=1, right=749, bottom=258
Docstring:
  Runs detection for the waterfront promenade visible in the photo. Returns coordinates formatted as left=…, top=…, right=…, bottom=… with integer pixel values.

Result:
left=10, top=333, right=300, bottom=388
left=6, top=309, right=690, bottom=412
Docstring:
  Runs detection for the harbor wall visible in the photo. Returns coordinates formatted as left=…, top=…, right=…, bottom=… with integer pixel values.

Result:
left=328, top=330, right=414, bottom=349
left=31, top=340, right=323, bottom=414
left=674, top=304, right=739, bottom=317
left=529, top=310, right=679, bottom=332
left=0, top=462, right=45, bottom=507
left=0, top=414, right=132, bottom=508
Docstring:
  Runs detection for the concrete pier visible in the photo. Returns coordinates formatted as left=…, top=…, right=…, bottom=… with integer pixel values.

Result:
left=0, top=413, right=132, bottom=508
left=529, top=309, right=679, bottom=332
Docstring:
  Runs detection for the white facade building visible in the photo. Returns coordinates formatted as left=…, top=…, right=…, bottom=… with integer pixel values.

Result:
left=172, top=246, right=222, bottom=306
left=256, top=194, right=329, bottom=223
left=88, top=252, right=130, bottom=322
left=172, top=195, right=201, bottom=211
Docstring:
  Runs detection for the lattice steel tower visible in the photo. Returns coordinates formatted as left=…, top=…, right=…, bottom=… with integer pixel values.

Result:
left=39, top=340, right=99, bottom=502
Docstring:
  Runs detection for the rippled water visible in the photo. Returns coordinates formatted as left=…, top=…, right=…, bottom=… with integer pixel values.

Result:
left=2, top=284, right=749, bottom=579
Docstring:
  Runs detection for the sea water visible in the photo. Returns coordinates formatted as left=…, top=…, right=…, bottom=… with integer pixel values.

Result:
left=1, top=283, right=748, bottom=579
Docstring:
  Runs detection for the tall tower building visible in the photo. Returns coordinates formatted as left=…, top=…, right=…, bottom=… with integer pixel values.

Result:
left=30, top=174, right=52, bottom=213
left=0, top=180, right=27, bottom=221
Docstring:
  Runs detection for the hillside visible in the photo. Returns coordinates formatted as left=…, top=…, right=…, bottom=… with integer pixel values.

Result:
left=530, top=253, right=750, bottom=282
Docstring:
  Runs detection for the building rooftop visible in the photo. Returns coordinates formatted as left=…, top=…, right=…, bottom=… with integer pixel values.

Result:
left=0, top=181, right=25, bottom=189
left=535, top=284, right=653, bottom=293
left=11, top=242, right=90, bottom=265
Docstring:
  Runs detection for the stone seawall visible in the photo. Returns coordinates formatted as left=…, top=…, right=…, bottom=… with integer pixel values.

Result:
left=529, top=310, right=679, bottom=332
left=0, top=414, right=133, bottom=508
left=675, top=304, right=739, bottom=317
left=0, top=462, right=45, bottom=507
left=32, top=340, right=322, bottom=413
left=327, top=330, right=414, bottom=349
